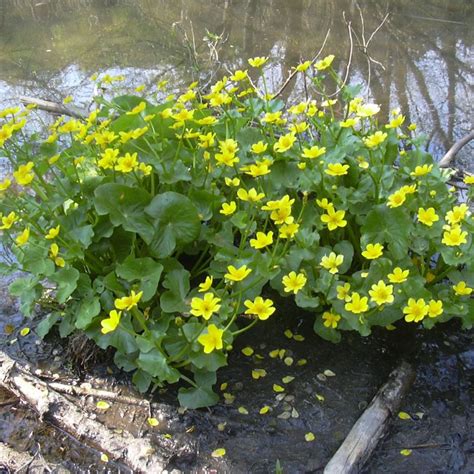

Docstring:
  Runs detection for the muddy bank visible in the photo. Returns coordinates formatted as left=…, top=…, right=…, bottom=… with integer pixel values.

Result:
left=0, top=282, right=472, bottom=473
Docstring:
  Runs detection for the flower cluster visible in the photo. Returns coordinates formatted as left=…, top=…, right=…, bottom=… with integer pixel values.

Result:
left=0, top=54, right=472, bottom=407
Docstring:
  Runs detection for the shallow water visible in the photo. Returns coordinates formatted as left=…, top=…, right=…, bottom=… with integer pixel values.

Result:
left=0, top=0, right=473, bottom=169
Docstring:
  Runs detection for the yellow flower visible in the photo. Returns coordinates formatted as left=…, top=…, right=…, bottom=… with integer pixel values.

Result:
left=322, top=311, right=341, bottom=328
left=98, top=148, right=119, bottom=169
left=250, top=231, right=273, bottom=249
left=403, top=298, right=428, bottom=323
left=463, top=175, right=474, bottom=185
left=289, top=122, right=308, bottom=134
left=244, top=296, right=276, bottom=320
left=101, top=310, right=122, bottom=334
left=198, top=132, right=215, bottom=149
left=361, top=243, right=384, bottom=260
left=410, top=164, right=433, bottom=177
left=0, top=178, right=12, bottom=192
left=369, top=280, right=394, bottom=305
left=316, top=198, right=332, bottom=210
left=302, top=145, right=326, bottom=159
left=320, top=252, right=344, bottom=274
left=45, top=225, right=60, bottom=240
left=13, top=162, right=35, bottom=186
left=230, top=69, right=248, bottom=81
left=198, top=324, right=224, bottom=353
left=295, top=60, right=312, bottom=72
left=114, top=290, right=143, bottom=311
left=126, top=101, right=146, bottom=115
left=427, top=300, right=443, bottom=318
left=49, top=243, right=65, bottom=267
left=248, top=56, right=268, bottom=68
left=279, top=222, right=299, bottom=239
left=0, top=211, right=18, bottom=230
left=442, top=225, right=467, bottom=246
left=251, top=141, right=268, bottom=154
left=138, top=163, right=152, bottom=176
left=356, top=103, right=380, bottom=117
left=325, top=163, right=349, bottom=176
left=241, top=160, right=272, bottom=177
left=388, top=267, right=409, bottom=283
left=321, top=207, right=347, bottom=231
left=315, top=54, right=335, bottom=71
left=261, top=111, right=283, bottom=124
left=387, top=190, right=406, bottom=208
left=340, top=118, right=359, bottom=128
left=363, top=131, right=387, bottom=149
left=336, top=283, right=351, bottom=301
left=282, top=271, right=307, bottom=294
left=225, top=264, right=252, bottom=282
left=417, top=207, right=439, bottom=227
left=345, top=293, right=369, bottom=314
left=190, top=292, right=221, bottom=320
left=274, top=133, right=296, bottom=153
left=115, top=153, right=139, bottom=173
left=198, top=276, right=213, bottom=293
left=237, top=188, right=265, bottom=202
left=220, top=201, right=237, bottom=215
left=224, top=177, right=240, bottom=187
left=15, top=227, right=30, bottom=246
left=446, top=204, right=469, bottom=225
left=386, top=115, right=405, bottom=129
left=453, top=281, right=472, bottom=296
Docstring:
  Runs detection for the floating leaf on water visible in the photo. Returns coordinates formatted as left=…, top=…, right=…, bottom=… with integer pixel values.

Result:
left=259, top=405, right=270, bottom=414
left=305, top=432, right=315, bottom=442
left=324, top=369, right=336, bottom=377
left=282, top=376, right=295, bottom=384
left=400, top=449, right=412, bottom=456
left=398, top=411, right=411, bottom=420
left=273, top=384, right=285, bottom=393
left=96, top=400, right=110, bottom=410
left=212, top=448, right=226, bottom=458
left=147, top=417, right=159, bottom=427
left=242, top=346, right=254, bottom=356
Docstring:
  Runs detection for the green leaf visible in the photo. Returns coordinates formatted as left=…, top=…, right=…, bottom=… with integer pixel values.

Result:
left=313, top=315, right=342, bottom=343
left=75, top=297, right=101, bottom=329
left=145, top=192, right=201, bottom=258
left=50, top=267, right=80, bottom=303
left=36, top=312, right=60, bottom=338
left=116, top=256, right=163, bottom=302
left=94, top=183, right=154, bottom=243
left=334, top=240, right=354, bottom=273
left=9, top=276, right=41, bottom=317
left=295, top=292, right=320, bottom=309
left=177, top=370, right=219, bottom=408
left=132, top=369, right=152, bottom=393
left=137, top=348, right=180, bottom=383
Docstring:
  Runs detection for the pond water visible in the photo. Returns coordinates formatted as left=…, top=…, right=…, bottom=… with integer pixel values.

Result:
left=0, top=0, right=473, bottom=169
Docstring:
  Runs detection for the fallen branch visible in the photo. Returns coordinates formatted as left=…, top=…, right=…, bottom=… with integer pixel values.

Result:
left=438, top=130, right=474, bottom=168
left=47, top=381, right=150, bottom=407
left=324, top=361, right=415, bottom=474
left=0, top=352, right=173, bottom=473
left=20, top=96, right=86, bottom=119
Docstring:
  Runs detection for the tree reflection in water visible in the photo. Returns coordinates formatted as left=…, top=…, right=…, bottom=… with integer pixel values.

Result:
left=0, top=0, right=472, bottom=167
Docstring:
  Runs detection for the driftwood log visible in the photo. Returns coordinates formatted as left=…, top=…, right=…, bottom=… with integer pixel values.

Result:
left=0, top=351, right=173, bottom=473
left=324, top=361, right=415, bottom=474
left=20, top=96, right=86, bottom=119
left=439, top=130, right=474, bottom=168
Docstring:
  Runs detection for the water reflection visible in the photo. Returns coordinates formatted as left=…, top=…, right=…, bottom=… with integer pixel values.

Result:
left=0, top=0, right=472, bottom=168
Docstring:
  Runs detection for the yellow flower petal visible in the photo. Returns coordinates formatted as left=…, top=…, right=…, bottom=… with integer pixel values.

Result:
left=96, top=400, right=110, bottom=410
left=147, top=417, right=159, bottom=427
left=400, top=449, right=412, bottom=456
left=398, top=411, right=411, bottom=420
left=211, top=448, right=226, bottom=458
left=242, top=346, right=254, bottom=357
left=305, top=432, right=316, bottom=442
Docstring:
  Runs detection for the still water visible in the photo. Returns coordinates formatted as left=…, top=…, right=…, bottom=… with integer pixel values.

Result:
left=0, top=0, right=473, bottom=167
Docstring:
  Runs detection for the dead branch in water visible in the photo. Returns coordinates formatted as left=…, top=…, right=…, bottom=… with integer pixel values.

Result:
left=324, top=361, right=415, bottom=474
left=0, top=351, right=173, bottom=473
left=20, top=96, right=86, bottom=119
left=438, top=130, right=474, bottom=168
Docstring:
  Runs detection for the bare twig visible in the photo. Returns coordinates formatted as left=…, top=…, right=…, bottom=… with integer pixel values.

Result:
left=19, top=96, right=86, bottom=119
left=438, top=130, right=474, bottom=167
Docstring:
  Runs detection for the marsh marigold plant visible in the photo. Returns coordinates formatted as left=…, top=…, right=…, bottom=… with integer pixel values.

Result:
left=0, top=55, right=473, bottom=407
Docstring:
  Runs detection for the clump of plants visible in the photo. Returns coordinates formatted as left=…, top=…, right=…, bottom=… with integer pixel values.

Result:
left=0, top=55, right=472, bottom=407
